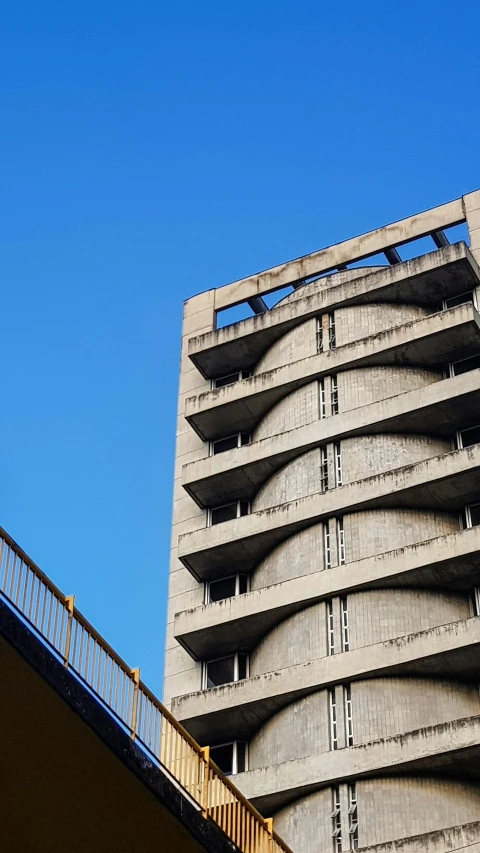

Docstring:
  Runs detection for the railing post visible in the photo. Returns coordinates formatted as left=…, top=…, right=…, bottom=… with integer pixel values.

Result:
left=130, top=667, right=140, bottom=739
left=63, top=594, right=75, bottom=667
left=200, top=745, right=210, bottom=817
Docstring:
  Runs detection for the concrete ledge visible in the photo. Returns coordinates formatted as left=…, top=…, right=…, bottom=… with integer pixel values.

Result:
left=189, top=243, right=479, bottom=378
left=358, top=820, right=480, bottom=853
left=182, top=370, right=480, bottom=507
left=174, top=527, right=480, bottom=659
left=172, top=617, right=480, bottom=742
left=185, top=303, right=480, bottom=440
left=178, top=445, right=480, bottom=579
left=237, top=715, right=480, bottom=812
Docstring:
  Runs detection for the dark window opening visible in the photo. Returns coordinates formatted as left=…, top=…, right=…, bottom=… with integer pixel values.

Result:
left=451, top=353, right=480, bottom=376
left=213, top=370, right=251, bottom=389
left=444, top=290, right=475, bottom=310
left=208, top=576, right=237, bottom=602
left=210, top=503, right=238, bottom=525
left=210, top=742, right=246, bottom=776
left=458, top=425, right=480, bottom=449
left=205, top=656, right=235, bottom=688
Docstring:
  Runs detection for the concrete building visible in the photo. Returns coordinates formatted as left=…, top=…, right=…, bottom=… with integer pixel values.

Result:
left=165, top=190, right=480, bottom=853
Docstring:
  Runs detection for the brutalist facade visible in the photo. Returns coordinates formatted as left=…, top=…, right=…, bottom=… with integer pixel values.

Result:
left=165, top=190, right=480, bottom=853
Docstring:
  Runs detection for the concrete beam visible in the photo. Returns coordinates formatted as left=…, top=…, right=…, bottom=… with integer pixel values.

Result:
left=174, top=526, right=480, bottom=659
left=189, top=244, right=479, bottom=378
left=178, top=444, right=480, bottom=580
left=185, top=303, right=480, bottom=441
left=211, top=197, right=465, bottom=313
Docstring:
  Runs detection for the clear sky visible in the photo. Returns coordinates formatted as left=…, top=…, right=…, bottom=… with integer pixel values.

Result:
left=1, top=0, right=479, bottom=695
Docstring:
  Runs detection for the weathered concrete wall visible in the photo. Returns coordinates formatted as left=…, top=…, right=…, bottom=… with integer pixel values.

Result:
left=357, top=777, right=480, bottom=848
left=249, top=589, right=469, bottom=677
left=248, top=677, right=480, bottom=770
left=253, top=381, right=319, bottom=441
left=252, top=435, right=451, bottom=511
left=251, top=509, right=459, bottom=590
left=273, top=778, right=480, bottom=853
left=254, top=318, right=318, bottom=373
left=348, top=589, right=470, bottom=650
left=338, top=365, right=442, bottom=413
left=351, top=677, right=480, bottom=745
left=335, top=302, right=430, bottom=347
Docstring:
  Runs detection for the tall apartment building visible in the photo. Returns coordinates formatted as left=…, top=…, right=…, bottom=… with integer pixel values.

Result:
left=165, top=190, right=480, bottom=853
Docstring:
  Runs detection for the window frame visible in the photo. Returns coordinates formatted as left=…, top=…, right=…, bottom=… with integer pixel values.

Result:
left=202, top=652, right=249, bottom=690
left=205, top=573, right=250, bottom=604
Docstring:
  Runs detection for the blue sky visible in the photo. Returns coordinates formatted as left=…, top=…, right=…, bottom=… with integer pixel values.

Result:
left=1, top=0, right=479, bottom=695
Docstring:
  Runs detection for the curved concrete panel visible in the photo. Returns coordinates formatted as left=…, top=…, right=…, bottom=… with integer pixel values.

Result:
left=273, top=778, right=480, bottom=853
left=249, top=589, right=469, bottom=676
left=251, top=509, right=459, bottom=590
left=253, top=382, right=319, bottom=442
left=252, top=435, right=451, bottom=512
left=335, top=302, right=430, bottom=347
left=338, top=365, right=442, bottom=412
left=248, top=677, right=480, bottom=770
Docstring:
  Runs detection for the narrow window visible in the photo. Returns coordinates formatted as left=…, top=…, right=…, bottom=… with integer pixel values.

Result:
left=213, top=369, right=251, bottom=389
left=316, top=317, right=324, bottom=353
left=329, top=689, right=338, bottom=750
left=337, top=518, right=346, bottom=565
left=463, top=503, right=480, bottom=529
left=331, top=375, right=339, bottom=415
left=208, top=500, right=250, bottom=526
left=472, top=587, right=480, bottom=617
left=450, top=353, right=480, bottom=377
left=344, top=685, right=353, bottom=746
left=203, top=653, right=249, bottom=689
left=341, top=597, right=350, bottom=652
left=211, top=433, right=251, bottom=455
left=327, top=600, right=335, bottom=655
left=328, top=313, right=336, bottom=349
left=210, top=741, right=247, bottom=776
left=335, top=443, right=343, bottom=486
left=320, top=447, right=329, bottom=492
left=456, top=425, right=480, bottom=449
left=319, top=379, right=326, bottom=419
left=348, top=783, right=358, bottom=850
left=331, top=787, right=342, bottom=853
left=443, top=290, right=476, bottom=310
left=205, top=574, right=249, bottom=604
left=324, top=525, right=332, bottom=570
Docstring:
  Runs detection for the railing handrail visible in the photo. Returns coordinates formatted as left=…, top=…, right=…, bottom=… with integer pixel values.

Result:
left=0, top=524, right=294, bottom=853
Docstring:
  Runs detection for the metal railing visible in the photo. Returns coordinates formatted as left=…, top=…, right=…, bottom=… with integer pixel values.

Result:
left=0, top=524, right=293, bottom=853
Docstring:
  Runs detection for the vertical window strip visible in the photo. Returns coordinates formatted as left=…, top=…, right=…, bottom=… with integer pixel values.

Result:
left=327, top=600, right=335, bottom=656
left=329, top=313, right=336, bottom=349
left=321, top=447, right=329, bottom=492
left=331, top=787, right=342, bottom=853
left=317, top=317, right=324, bottom=353
left=348, top=783, right=358, bottom=850
left=335, top=443, right=343, bottom=486
left=337, top=518, right=346, bottom=565
left=329, top=689, right=338, bottom=750
left=344, top=685, right=353, bottom=746
left=319, top=379, right=326, bottom=419
left=331, top=375, right=339, bottom=415
left=473, top=587, right=480, bottom=617
left=324, top=525, right=332, bottom=570
left=341, top=597, right=350, bottom=651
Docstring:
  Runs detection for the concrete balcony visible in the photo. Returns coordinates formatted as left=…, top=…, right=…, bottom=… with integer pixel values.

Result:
left=237, top=715, right=480, bottom=813
left=172, top=616, right=480, bottom=742
left=178, top=444, right=480, bottom=580
left=185, top=302, right=480, bottom=440
left=183, top=370, right=480, bottom=507
left=174, top=526, right=480, bottom=659
left=188, top=243, right=480, bottom=378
